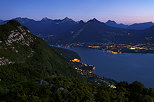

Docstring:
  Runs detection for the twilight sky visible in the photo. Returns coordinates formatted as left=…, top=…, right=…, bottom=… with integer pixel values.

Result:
left=0, top=0, right=154, bottom=24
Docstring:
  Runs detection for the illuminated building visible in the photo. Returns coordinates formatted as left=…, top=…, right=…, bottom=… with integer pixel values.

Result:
left=130, top=47, right=136, bottom=50
left=71, top=58, right=81, bottom=62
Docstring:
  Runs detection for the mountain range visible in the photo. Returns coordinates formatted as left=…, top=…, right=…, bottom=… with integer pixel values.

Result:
left=0, top=17, right=84, bottom=37
left=54, top=18, right=154, bottom=44
left=106, top=20, right=154, bottom=30
left=1, top=17, right=154, bottom=44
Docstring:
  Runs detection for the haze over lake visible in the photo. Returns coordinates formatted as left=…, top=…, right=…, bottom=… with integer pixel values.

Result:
left=67, top=47, right=154, bottom=88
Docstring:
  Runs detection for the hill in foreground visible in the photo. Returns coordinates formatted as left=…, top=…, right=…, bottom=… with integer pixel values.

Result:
left=0, top=20, right=78, bottom=86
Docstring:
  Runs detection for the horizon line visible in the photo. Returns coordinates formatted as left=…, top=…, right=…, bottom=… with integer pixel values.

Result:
left=1, top=17, right=154, bottom=25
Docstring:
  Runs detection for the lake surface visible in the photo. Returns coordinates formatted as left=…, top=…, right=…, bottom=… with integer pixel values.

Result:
left=67, top=47, right=154, bottom=88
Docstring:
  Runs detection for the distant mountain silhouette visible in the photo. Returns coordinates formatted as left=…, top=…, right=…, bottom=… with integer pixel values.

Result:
left=1, top=17, right=154, bottom=44
left=128, top=22, right=154, bottom=30
left=106, top=20, right=154, bottom=30
left=10, top=17, right=82, bottom=39
left=41, top=17, right=53, bottom=22
left=55, top=18, right=154, bottom=44
left=78, top=20, right=85, bottom=24
left=55, top=18, right=134, bottom=44
left=106, top=20, right=128, bottom=29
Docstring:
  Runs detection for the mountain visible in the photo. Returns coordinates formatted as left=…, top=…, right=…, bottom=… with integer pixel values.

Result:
left=128, top=22, right=154, bottom=30
left=0, top=17, right=82, bottom=36
left=106, top=20, right=154, bottom=30
left=0, top=17, right=86, bottom=44
left=54, top=17, right=76, bottom=24
left=106, top=20, right=128, bottom=29
left=41, top=17, right=54, bottom=22
left=10, top=17, right=85, bottom=43
left=0, top=20, right=78, bottom=86
left=1, top=18, right=154, bottom=44
left=13, top=17, right=56, bottom=36
left=54, top=18, right=154, bottom=44
left=1, top=18, right=154, bottom=34
left=55, top=18, right=134, bottom=44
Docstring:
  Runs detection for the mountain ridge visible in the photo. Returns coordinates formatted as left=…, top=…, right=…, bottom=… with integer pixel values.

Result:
left=1, top=17, right=154, bottom=30
left=1, top=18, right=154, bottom=44
left=106, top=20, right=129, bottom=29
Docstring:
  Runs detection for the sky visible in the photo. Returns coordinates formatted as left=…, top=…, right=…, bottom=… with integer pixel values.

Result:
left=0, top=0, right=154, bottom=24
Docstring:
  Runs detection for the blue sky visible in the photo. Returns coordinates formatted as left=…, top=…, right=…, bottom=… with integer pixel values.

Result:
left=0, top=0, right=154, bottom=24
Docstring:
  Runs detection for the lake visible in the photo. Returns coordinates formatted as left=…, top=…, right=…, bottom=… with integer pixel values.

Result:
left=67, top=47, right=154, bottom=88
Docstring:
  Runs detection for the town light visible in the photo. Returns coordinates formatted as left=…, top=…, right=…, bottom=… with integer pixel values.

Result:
left=71, top=59, right=80, bottom=62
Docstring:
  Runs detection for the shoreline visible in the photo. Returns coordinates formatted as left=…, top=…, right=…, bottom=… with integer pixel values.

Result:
left=61, top=46, right=154, bottom=88
left=53, top=46, right=117, bottom=88
left=61, top=45, right=154, bottom=55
